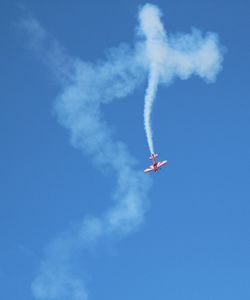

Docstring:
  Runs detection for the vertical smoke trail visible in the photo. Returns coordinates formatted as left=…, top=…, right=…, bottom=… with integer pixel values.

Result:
left=144, top=64, right=158, bottom=154
left=139, top=4, right=168, bottom=154
left=139, top=4, right=224, bottom=154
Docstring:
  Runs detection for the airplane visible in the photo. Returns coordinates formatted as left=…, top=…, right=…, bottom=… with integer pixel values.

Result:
left=144, top=153, right=167, bottom=173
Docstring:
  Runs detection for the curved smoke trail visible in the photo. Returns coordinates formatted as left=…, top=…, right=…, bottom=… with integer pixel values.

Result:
left=20, top=3, right=224, bottom=300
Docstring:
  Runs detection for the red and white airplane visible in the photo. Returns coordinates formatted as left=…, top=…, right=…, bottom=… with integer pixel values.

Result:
left=144, top=153, right=167, bottom=173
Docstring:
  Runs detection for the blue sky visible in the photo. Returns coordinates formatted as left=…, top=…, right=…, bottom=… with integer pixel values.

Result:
left=1, top=1, right=250, bottom=300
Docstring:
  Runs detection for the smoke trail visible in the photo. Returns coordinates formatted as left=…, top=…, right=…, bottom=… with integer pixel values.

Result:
left=138, top=4, right=224, bottom=153
left=21, top=17, right=152, bottom=300
left=144, top=66, right=158, bottom=154
left=139, top=4, right=168, bottom=154
left=20, top=3, right=224, bottom=300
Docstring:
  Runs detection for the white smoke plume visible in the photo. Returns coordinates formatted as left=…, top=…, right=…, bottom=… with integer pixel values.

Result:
left=139, top=4, right=167, bottom=154
left=20, top=3, right=224, bottom=300
left=138, top=4, right=223, bottom=154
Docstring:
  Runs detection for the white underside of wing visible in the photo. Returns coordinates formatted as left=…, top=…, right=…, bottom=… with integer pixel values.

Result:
left=157, top=160, right=167, bottom=168
left=144, top=165, right=154, bottom=173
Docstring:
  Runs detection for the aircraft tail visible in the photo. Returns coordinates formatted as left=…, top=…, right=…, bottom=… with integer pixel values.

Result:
left=149, top=153, right=158, bottom=160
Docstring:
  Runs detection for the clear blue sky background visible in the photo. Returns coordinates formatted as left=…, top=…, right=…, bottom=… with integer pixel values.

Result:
left=1, top=1, right=250, bottom=300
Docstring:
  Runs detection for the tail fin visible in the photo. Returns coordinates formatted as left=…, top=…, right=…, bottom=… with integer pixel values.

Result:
left=149, top=153, right=158, bottom=160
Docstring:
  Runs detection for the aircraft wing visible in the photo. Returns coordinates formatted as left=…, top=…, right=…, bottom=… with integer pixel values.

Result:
left=144, top=165, right=154, bottom=173
left=157, top=160, right=167, bottom=168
